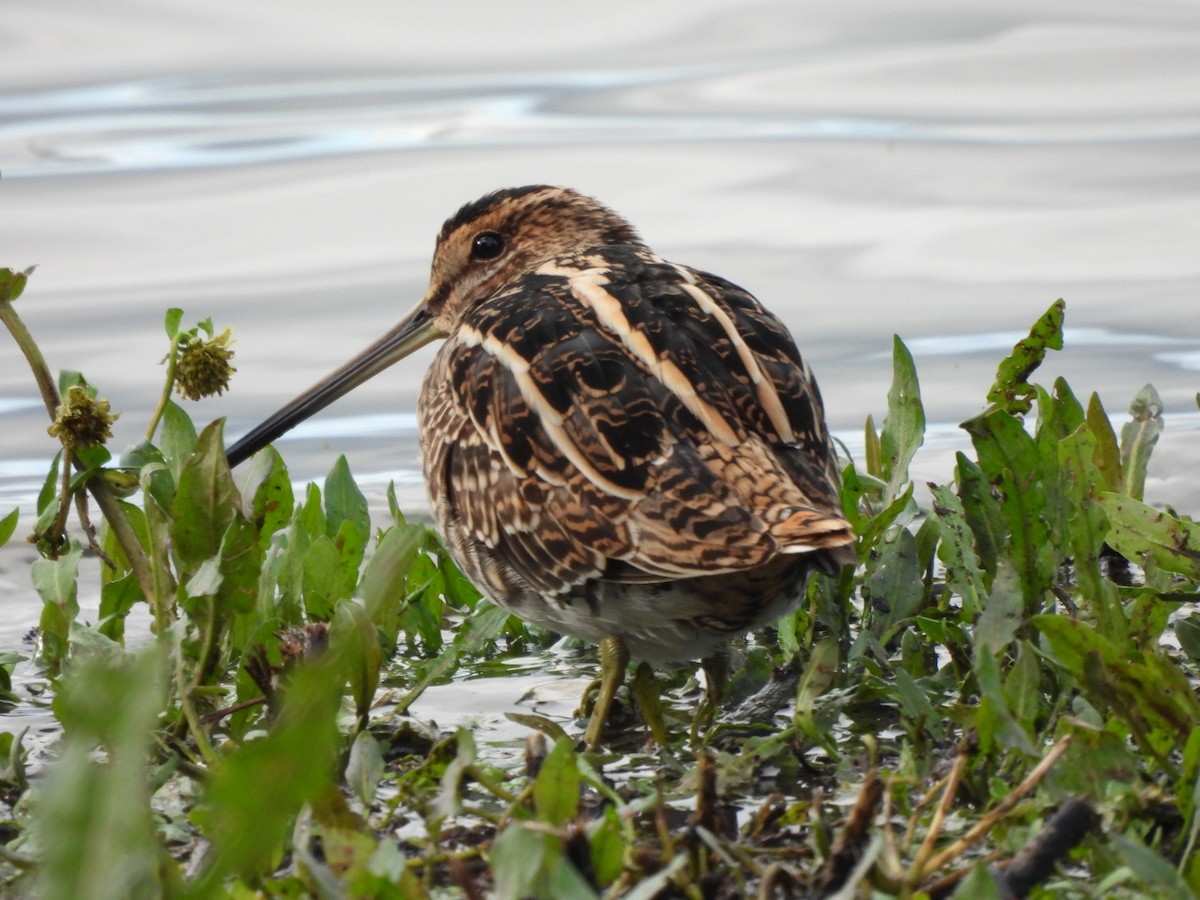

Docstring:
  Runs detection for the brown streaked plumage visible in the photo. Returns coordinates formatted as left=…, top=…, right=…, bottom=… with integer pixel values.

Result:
left=226, top=186, right=855, bottom=748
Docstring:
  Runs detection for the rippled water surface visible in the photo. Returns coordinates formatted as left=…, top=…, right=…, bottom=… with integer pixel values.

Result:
left=2, top=1, right=1199, bottom=729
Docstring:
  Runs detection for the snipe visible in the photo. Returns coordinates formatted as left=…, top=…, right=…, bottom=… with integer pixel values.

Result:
left=225, top=186, right=855, bottom=749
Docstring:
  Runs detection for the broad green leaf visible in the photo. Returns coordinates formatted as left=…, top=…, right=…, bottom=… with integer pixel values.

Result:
left=192, top=648, right=344, bottom=887
left=36, top=644, right=165, bottom=900
left=359, top=523, right=425, bottom=642
left=0, top=266, right=33, bottom=302
left=879, top=336, right=924, bottom=502
left=589, top=805, right=625, bottom=888
left=37, top=451, right=61, bottom=516
left=1086, top=392, right=1122, bottom=492
left=951, top=863, right=1005, bottom=899
left=1112, top=836, right=1195, bottom=899
left=332, top=518, right=367, bottom=598
left=863, top=527, right=923, bottom=637
left=928, top=483, right=987, bottom=618
left=346, top=732, right=385, bottom=807
left=962, top=408, right=1053, bottom=609
left=302, top=536, right=345, bottom=620
left=396, top=602, right=511, bottom=714
left=298, top=482, right=326, bottom=540
left=160, top=400, right=198, bottom=482
left=33, top=545, right=83, bottom=666
left=954, top=453, right=1004, bottom=582
left=1059, top=425, right=1126, bottom=639
left=171, top=419, right=238, bottom=572
left=974, top=650, right=1035, bottom=755
left=972, top=560, right=1022, bottom=657
left=1120, top=384, right=1164, bottom=501
left=334, top=600, right=383, bottom=729
left=163, top=307, right=184, bottom=339
left=216, top=513, right=262, bottom=616
left=985, top=298, right=1065, bottom=414
left=1101, top=493, right=1200, bottom=581
left=98, top=572, right=142, bottom=644
left=238, top=447, right=294, bottom=547
left=0, top=508, right=17, bottom=548
left=534, top=738, right=581, bottom=827
left=325, top=455, right=369, bottom=542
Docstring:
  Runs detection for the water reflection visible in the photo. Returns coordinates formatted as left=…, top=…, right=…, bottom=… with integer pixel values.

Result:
left=1, top=68, right=922, bottom=179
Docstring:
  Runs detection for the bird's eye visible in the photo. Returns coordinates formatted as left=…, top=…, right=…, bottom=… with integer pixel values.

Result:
left=470, top=231, right=506, bottom=261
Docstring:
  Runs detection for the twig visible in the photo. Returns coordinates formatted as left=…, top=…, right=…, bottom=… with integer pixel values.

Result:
left=922, top=736, right=1073, bottom=874
left=909, top=746, right=969, bottom=881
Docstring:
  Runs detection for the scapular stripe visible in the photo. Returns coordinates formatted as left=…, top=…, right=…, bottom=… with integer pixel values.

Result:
left=562, top=269, right=741, bottom=446
left=456, top=323, right=645, bottom=501
left=669, top=264, right=797, bottom=445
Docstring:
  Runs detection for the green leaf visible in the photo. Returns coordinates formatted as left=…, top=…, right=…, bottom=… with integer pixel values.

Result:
left=159, top=400, right=198, bottom=482
left=216, top=513, right=262, bottom=615
left=98, top=572, right=142, bottom=643
left=972, top=560, right=1022, bottom=657
left=533, top=738, right=581, bottom=827
left=325, top=455, right=369, bottom=542
left=359, top=523, right=425, bottom=645
left=0, top=266, right=33, bottom=302
left=863, top=527, right=923, bottom=637
left=192, top=649, right=344, bottom=887
left=1086, top=392, right=1122, bottom=493
left=589, top=805, right=625, bottom=889
left=396, top=602, right=511, bottom=714
left=928, top=483, right=988, bottom=618
left=35, top=644, right=165, bottom=900
left=163, top=307, right=184, bottom=339
left=346, top=732, right=385, bottom=807
left=0, top=508, right=17, bottom=549
left=1120, top=384, right=1164, bottom=501
left=954, top=453, right=1004, bottom=582
left=962, top=408, right=1054, bottom=609
left=33, top=545, right=83, bottom=667
left=1059, top=424, right=1126, bottom=639
left=238, top=447, right=294, bottom=547
left=1112, top=836, right=1195, bottom=899
left=303, top=536, right=346, bottom=620
left=879, top=336, right=925, bottom=502
left=37, top=451, right=61, bottom=515
left=334, top=600, right=383, bottom=729
left=171, top=419, right=238, bottom=572
left=985, top=298, right=1065, bottom=414
left=1101, top=493, right=1200, bottom=582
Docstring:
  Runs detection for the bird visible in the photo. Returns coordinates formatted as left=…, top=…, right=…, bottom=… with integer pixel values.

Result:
left=225, top=185, right=856, bottom=749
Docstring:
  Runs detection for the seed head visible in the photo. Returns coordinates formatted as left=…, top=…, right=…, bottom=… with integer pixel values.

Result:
left=175, top=327, right=236, bottom=400
left=48, top=384, right=118, bottom=448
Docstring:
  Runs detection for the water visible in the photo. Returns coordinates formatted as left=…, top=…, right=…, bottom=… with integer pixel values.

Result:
left=2, top=1, right=1199, bottom=730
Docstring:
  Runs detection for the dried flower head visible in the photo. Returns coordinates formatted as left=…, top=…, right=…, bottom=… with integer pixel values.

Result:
left=175, top=327, right=236, bottom=400
left=48, top=384, right=118, bottom=448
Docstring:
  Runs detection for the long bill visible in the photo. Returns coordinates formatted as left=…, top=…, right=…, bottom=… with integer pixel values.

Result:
left=225, top=302, right=440, bottom=467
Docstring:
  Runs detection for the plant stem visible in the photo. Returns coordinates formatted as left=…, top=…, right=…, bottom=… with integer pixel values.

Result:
left=0, top=296, right=158, bottom=604
left=0, top=298, right=61, bottom=417
left=146, top=338, right=180, bottom=441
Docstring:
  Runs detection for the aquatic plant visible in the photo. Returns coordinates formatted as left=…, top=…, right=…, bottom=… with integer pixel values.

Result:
left=3, top=268, right=1200, bottom=897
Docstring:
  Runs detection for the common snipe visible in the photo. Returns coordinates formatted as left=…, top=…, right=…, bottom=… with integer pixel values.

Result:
left=226, top=186, right=855, bottom=749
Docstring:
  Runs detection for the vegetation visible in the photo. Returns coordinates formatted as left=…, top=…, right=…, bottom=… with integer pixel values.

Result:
left=3, top=265, right=1200, bottom=898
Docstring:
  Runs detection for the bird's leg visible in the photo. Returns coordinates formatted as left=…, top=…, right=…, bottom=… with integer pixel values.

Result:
left=583, top=636, right=629, bottom=751
left=630, top=662, right=670, bottom=747
left=691, top=646, right=731, bottom=743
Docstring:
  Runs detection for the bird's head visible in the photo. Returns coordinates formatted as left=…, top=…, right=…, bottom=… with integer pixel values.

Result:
left=421, top=185, right=643, bottom=332
left=224, top=186, right=640, bottom=466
